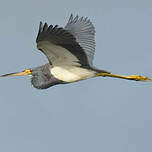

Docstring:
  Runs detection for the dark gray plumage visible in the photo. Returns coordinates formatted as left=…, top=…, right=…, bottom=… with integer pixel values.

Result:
left=30, top=64, right=64, bottom=89
left=36, top=21, right=90, bottom=67
left=65, top=14, right=95, bottom=66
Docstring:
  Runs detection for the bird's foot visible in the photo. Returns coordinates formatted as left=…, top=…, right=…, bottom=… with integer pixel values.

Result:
left=128, top=75, right=152, bottom=81
left=97, top=72, right=152, bottom=82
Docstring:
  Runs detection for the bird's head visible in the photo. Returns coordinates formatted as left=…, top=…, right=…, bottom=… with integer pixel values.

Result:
left=0, top=64, right=63, bottom=89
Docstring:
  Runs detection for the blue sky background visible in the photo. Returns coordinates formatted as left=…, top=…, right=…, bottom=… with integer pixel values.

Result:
left=0, top=0, right=152, bottom=152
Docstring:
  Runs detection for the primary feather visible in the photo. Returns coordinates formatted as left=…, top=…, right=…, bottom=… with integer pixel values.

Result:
left=65, top=14, right=95, bottom=66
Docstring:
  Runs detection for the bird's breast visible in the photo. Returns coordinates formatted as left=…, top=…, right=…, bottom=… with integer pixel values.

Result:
left=50, top=66, right=96, bottom=82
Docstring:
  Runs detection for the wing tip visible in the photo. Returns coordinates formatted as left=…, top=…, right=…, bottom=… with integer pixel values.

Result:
left=66, top=14, right=94, bottom=27
left=68, top=13, right=73, bottom=23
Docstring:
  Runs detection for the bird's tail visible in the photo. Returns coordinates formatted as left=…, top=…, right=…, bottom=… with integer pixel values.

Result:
left=96, top=72, right=152, bottom=81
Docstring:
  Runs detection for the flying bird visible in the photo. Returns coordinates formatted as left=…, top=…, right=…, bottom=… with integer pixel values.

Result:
left=1, top=14, right=151, bottom=89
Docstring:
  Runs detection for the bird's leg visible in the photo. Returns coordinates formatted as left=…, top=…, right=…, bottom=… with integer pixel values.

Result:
left=96, top=72, right=152, bottom=81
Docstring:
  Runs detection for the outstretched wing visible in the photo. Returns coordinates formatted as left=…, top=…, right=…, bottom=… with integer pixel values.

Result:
left=36, top=22, right=90, bottom=67
left=65, top=14, right=95, bottom=65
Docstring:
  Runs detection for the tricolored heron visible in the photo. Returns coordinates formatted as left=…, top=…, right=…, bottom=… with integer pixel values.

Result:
left=1, top=14, right=151, bottom=89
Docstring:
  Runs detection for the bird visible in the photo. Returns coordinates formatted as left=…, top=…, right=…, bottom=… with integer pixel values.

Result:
left=1, top=14, right=151, bottom=89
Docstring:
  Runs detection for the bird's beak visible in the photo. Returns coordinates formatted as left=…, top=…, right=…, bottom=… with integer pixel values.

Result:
left=0, top=69, right=32, bottom=77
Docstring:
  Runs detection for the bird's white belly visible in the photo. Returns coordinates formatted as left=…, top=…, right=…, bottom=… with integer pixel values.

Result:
left=51, top=66, right=96, bottom=82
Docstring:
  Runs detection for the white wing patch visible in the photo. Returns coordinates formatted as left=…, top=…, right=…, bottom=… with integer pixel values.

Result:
left=37, top=41, right=80, bottom=66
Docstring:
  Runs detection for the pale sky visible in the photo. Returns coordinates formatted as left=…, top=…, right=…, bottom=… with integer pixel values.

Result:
left=0, top=0, right=152, bottom=152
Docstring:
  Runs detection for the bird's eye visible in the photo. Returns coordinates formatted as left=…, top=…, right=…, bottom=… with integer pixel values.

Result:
left=25, top=69, right=32, bottom=74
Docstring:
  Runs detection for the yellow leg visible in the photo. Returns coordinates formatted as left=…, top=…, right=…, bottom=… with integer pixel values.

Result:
left=96, top=72, right=152, bottom=81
